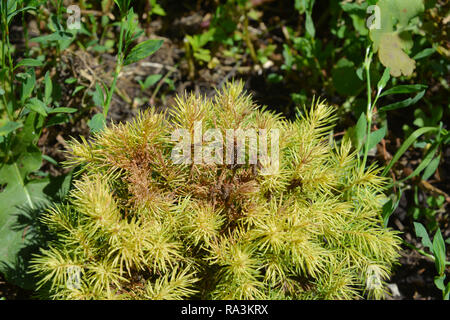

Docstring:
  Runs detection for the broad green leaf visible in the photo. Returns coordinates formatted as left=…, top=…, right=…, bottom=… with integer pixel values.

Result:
left=446, top=284, right=450, bottom=300
left=381, top=191, right=402, bottom=228
left=92, top=83, right=105, bottom=107
left=151, top=3, right=166, bottom=16
left=432, top=229, right=446, bottom=275
left=142, top=74, right=162, bottom=89
left=65, top=77, right=77, bottom=84
left=0, top=179, right=50, bottom=289
left=14, top=58, right=43, bottom=70
left=88, top=113, right=106, bottom=133
left=0, top=121, right=22, bottom=137
left=367, top=126, right=387, bottom=151
left=355, top=112, right=367, bottom=151
left=422, top=155, right=440, bottom=181
left=434, top=275, right=450, bottom=300
left=123, top=39, right=163, bottom=66
left=198, top=29, right=215, bottom=48
left=340, top=2, right=369, bottom=36
left=193, top=48, right=211, bottom=62
left=20, top=69, right=36, bottom=104
left=413, top=47, right=436, bottom=60
left=414, top=222, right=433, bottom=250
left=377, top=68, right=391, bottom=91
left=295, top=0, right=308, bottom=13
left=305, top=13, right=315, bottom=38
left=380, top=90, right=425, bottom=112
left=0, top=168, right=69, bottom=289
left=435, top=275, right=446, bottom=291
left=14, top=112, right=41, bottom=149
left=72, top=85, right=85, bottom=96
left=0, top=146, right=46, bottom=288
left=25, top=98, right=48, bottom=117
left=380, top=84, right=427, bottom=97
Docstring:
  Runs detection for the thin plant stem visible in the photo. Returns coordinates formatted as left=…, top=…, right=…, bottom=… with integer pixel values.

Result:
left=362, top=47, right=373, bottom=170
left=402, top=239, right=450, bottom=266
left=242, top=6, right=258, bottom=65
left=103, top=16, right=125, bottom=118
left=22, top=5, right=29, bottom=54
left=1, top=3, right=15, bottom=121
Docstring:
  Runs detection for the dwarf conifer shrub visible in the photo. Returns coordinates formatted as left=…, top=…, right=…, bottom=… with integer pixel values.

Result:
left=31, top=82, right=401, bottom=300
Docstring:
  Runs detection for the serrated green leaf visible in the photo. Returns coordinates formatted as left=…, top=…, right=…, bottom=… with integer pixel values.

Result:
left=123, top=39, right=163, bottom=66
left=381, top=199, right=393, bottom=228
left=92, top=83, right=105, bottom=108
left=435, top=275, right=446, bottom=291
left=355, top=112, right=367, bottom=151
left=0, top=146, right=47, bottom=289
left=377, top=68, right=390, bottom=91
left=142, top=74, right=162, bottom=89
